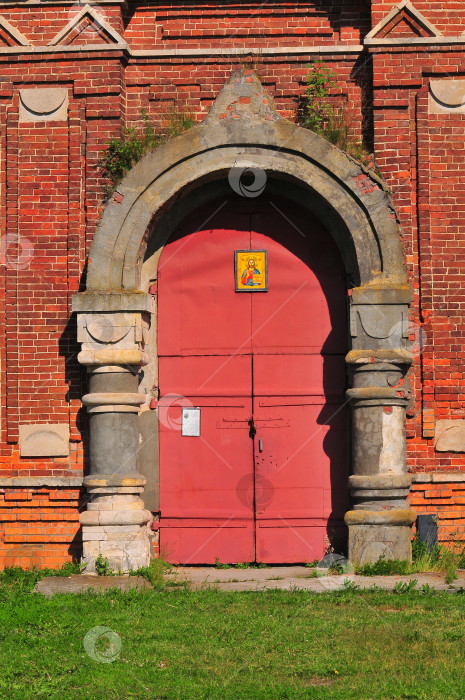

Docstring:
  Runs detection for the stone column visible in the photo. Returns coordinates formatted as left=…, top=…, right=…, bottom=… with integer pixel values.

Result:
left=72, top=292, right=155, bottom=573
left=344, top=287, right=416, bottom=565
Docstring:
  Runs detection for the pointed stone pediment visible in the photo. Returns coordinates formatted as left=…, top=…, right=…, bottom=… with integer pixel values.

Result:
left=0, top=16, right=30, bottom=47
left=48, top=4, right=126, bottom=47
left=204, top=69, right=280, bottom=126
left=365, top=1, right=442, bottom=43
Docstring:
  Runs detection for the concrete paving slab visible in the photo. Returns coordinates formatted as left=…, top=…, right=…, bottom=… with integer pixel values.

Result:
left=166, top=566, right=465, bottom=593
left=31, top=568, right=465, bottom=596
left=34, top=575, right=152, bottom=597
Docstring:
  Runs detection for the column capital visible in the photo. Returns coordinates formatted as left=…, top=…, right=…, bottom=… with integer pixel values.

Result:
left=348, top=295, right=414, bottom=369
left=73, top=291, right=154, bottom=368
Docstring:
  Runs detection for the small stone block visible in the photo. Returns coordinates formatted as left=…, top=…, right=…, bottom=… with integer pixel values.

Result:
left=19, top=424, right=69, bottom=457
left=81, top=530, right=108, bottom=542
left=19, top=88, right=68, bottom=123
left=411, top=473, right=432, bottom=483
left=435, top=420, right=465, bottom=453
left=432, top=472, right=465, bottom=483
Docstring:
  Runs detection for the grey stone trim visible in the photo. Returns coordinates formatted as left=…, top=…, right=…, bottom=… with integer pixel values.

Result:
left=345, top=509, right=416, bottom=526
left=411, top=473, right=432, bottom=483
left=0, top=15, right=30, bottom=45
left=0, top=43, right=128, bottom=55
left=350, top=474, right=411, bottom=489
left=429, top=80, right=465, bottom=115
left=0, top=477, right=83, bottom=488
left=130, top=45, right=364, bottom=58
left=47, top=4, right=126, bottom=47
left=434, top=419, right=465, bottom=452
left=365, top=0, right=443, bottom=43
left=0, top=42, right=365, bottom=58
left=411, top=472, right=465, bottom=484
left=73, top=291, right=154, bottom=313
left=365, top=37, right=465, bottom=47
left=0, top=38, right=460, bottom=55
left=351, top=287, right=413, bottom=305
left=84, top=474, right=146, bottom=488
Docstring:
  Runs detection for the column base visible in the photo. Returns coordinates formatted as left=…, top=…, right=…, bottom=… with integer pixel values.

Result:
left=345, top=509, right=416, bottom=565
left=80, top=476, right=153, bottom=573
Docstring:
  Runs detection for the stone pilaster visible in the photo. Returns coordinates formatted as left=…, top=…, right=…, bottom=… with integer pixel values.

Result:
left=72, top=292, right=155, bottom=573
left=344, top=286, right=416, bottom=564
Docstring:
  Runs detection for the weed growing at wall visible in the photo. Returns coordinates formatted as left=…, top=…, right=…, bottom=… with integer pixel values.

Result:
left=130, top=558, right=180, bottom=589
left=298, top=60, right=373, bottom=168
left=94, top=553, right=113, bottom=576
left=355, top=535, right=465, bottom=580
left=101, top=107, right=194, bottom=188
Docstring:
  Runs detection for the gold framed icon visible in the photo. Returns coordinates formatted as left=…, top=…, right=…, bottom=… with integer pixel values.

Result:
left=235, top=250, right=268, bottom=292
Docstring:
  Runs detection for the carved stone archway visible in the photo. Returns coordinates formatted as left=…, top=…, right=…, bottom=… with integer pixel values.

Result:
left=73, top=70, right=415, bottom=572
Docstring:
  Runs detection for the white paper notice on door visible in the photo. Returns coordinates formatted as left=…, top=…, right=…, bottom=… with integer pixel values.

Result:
left=182, top=407, right=201, bottom=437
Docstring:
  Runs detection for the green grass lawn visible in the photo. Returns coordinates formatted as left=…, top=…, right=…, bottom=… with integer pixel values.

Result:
left=1, top=582, right=465, bottom=699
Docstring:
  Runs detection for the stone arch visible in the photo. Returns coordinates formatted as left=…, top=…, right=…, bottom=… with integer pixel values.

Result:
left=87, top=70, right=407, bottom=293
left=73, top=70, right=415, bottom=572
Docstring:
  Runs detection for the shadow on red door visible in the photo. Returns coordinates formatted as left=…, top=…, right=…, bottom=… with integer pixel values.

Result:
left=157, top=194, right=348, bottom=564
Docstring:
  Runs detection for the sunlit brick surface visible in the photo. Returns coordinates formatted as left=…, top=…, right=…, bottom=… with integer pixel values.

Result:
left=0, top=1, right=465, bottom=567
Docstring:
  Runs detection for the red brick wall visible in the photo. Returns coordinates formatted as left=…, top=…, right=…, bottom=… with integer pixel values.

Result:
left=371, top=44, right=465, bottom=481
left=371, top=1, right=465, bottom=35
left=409, top=476, right=465, bottom=546
left=0, top=485, right=82, bottom=568
left=0, top=1, right=464, bottom=567
left=124, top=1, right=370, bottom=50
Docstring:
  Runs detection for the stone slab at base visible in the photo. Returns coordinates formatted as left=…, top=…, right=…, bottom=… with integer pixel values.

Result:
left=82, top=527, right=152, bottom=573
left=345, top=509, right=416, bottom=565
left=35, top=575, right=152, bottom=598
left=80, top=476, right=152, bottom=573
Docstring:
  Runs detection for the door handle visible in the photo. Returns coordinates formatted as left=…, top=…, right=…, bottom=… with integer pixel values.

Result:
left=259, top=438, right=263, bottom=452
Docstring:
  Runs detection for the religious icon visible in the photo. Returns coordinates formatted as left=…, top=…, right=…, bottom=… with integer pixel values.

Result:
left=235, top=250, right=268, bottom=292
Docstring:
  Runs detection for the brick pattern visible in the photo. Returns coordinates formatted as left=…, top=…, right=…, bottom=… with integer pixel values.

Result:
left=370, top=43, right=465, bottom=479
left=0, top=6, right=124, bottom=46
left=409, top=480, right=465, bottom=546
left=124, top=2, right=370, bottom=50
left=371, top=1, right=465, bottom=35
left=377, top=14, right=431, bottom=39
left=0, top=2, right=464, bottom=565
left=0, top=486, right=82, bottom=568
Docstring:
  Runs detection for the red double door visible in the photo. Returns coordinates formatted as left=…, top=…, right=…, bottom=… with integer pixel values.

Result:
left=157, top=199, right=348, bottom=564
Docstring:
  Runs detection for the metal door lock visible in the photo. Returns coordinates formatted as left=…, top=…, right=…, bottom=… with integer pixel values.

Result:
left=248, top=417, right=256, bottom=439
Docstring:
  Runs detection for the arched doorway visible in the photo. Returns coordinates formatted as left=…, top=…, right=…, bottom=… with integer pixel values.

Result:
left=157, top=195, right=348, bottom=564
left=74, top=69, right=414, bottom=573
